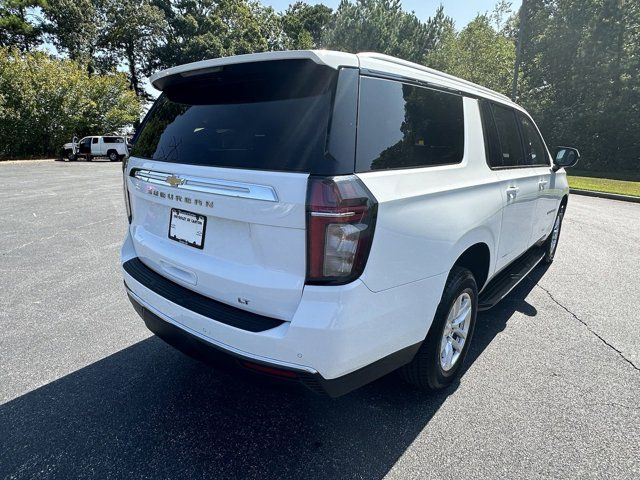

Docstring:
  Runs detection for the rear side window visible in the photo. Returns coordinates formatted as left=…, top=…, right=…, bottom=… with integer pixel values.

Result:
left=356, top=77, right=464, bottom=171
left=518, top=114, right=549, bottom=166
left=92, top=137, right=98, bottom=144
left=104, top=137, right=124, bottom=144
left=490, top=104, right=524, bottom=168
left=480, top=100, right=502, bottom=168
left=131, top=60, right=338, bottom=173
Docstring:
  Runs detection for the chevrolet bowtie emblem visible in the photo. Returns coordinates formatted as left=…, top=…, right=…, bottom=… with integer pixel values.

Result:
left=166, top=175, right=186, bottom=187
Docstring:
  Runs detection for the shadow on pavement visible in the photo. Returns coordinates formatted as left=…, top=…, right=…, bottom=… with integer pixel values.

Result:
left=0, top=266, right=548, bottom=479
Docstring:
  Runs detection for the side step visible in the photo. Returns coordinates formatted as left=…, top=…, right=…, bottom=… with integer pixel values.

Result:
left=478, top=246, right=545, bottom=311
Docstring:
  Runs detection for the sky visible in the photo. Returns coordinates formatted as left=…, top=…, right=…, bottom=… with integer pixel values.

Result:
left=264, top=0, right=522, bottom=28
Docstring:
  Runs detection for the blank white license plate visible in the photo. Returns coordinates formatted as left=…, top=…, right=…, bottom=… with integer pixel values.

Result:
left=168, top=209, right=206, bottom=249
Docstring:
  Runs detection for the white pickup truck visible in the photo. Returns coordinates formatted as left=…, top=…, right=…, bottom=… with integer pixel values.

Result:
left=63, top=135, right=129, bottom=162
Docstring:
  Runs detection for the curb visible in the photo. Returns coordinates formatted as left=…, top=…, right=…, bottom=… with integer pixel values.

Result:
left=570, top=188, right=640, bottom=204
left=0, top=158, right=56, bottom=164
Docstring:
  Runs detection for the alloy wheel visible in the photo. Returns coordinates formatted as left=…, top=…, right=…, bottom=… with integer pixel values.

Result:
left=439, top=292, right=472, bottom=371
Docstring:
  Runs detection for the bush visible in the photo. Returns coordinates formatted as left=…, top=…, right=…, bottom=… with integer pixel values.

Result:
left=0, top=48, right=140, bottom=159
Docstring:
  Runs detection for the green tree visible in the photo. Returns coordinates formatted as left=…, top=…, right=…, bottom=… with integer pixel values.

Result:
left=43, top=0, right=108, bottom=73
left=0, top=0, right=47, bottom=51
left=426, top=14, right=516, bottom=96
left=151, top=0, right=282, bottom=69
left=281, top=1, right=332, bottom=49
left=0, top=47, right=140, bottom=158
left=324, top=0, right=447, bottom=63
left=518, top=0, right=640, bottom=172
left=424, top=5, right=454, bottom=53
left=101, top=0, right=167, bottom=98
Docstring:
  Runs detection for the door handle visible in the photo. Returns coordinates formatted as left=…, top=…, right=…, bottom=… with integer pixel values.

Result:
left=506, top=186, right=519, bottom=199
left=538, top=180, right=548, bottom=190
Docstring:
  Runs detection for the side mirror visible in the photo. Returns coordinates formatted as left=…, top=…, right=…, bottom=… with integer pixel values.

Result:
left=552, top=146, right=580, bottom=171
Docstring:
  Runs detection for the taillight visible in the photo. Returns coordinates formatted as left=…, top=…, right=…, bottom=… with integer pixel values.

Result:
left=306, top=176, right=378, bottom=285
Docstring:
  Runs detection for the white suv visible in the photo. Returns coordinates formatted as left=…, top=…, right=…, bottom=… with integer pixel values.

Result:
left=121, top=51, right=579, bottom=396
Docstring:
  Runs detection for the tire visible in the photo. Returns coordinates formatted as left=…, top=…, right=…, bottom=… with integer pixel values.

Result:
left=399, top=267, right=478, bottom=391
left=86, top=155, right=92, bottom=162
left=543, top=203, right=565, bottom=264
left=108, top=150, right=119, bottom=162
left=67, top=151, right=77, bottom=161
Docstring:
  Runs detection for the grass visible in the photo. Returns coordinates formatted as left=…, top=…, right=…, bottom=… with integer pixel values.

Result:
left=568, top=175, right=640, bottom=197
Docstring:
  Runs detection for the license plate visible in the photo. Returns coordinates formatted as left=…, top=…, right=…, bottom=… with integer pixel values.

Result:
left=168, top=209, right=206, bottom=249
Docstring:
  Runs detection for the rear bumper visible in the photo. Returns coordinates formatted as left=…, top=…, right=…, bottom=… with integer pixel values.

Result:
left=121, top=230, right=446, bottom=395
left=127, top=290, right=419, bottom=397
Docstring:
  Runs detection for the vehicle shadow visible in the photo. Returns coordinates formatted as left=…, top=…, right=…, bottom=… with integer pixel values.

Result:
left=0, top=266, right=548, bottom=479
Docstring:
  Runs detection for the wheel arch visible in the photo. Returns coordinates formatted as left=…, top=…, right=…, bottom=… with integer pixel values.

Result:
left=452, top=242, right=491, bottom=291
left=447, top=224, right=496, bottom=292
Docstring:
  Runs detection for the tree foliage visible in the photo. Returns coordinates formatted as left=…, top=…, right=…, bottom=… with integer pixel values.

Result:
left=282, top=1, right=332, bottom=49
left=324, top=0, right=450, bottom=63
left=150, top=0, right=283, bottom=69
left=43, top=0, right=106, bottom=73
left=426, top=14, right=516, bottom=96
left=518, top=0, right=640, bottom=172
left=0, top=0, right=47, bottom=51
left=101, top=0, right=167, bottom=98
left=0, top=0, right=638, bottom=171
left=0, top=48, right=139, bottom=158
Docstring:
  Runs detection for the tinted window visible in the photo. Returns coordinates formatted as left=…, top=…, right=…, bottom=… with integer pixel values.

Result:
left=491, top=104, right=524, bottom=167
left=356, top=77, right=464, bottom=171
left=480, top=100, right=501, bottom=167
left=131, top=60, right=338, bottom=173
left=104, top=137, right=124, bottom=144
left=91, top=137, right=98, bottom=144
left=519, top=114, right=548, bottom=165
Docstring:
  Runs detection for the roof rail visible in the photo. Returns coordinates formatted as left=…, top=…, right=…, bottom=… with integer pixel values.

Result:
left=358, top=52, right=512, bottom=103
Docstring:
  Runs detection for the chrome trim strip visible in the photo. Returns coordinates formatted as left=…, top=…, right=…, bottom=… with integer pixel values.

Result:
left=132, top=169, right=279, bottom=202
left=310, top=211, right=356, bottom=218
left=124, top=284, right=317, bottom=374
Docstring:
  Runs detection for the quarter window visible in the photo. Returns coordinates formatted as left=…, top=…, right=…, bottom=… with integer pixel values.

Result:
left=519, top=114, right=549, bottom=166
left=490, top=104, right=524, bottom=168
left=356, top=77, right=464, bottom=171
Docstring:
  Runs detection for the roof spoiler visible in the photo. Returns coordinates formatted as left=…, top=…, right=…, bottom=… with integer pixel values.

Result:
left=149, top=50, right=359, bottom=91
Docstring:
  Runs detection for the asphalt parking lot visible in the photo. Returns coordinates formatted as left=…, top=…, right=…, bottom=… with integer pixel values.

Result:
left=1, top=160, right=638, bottom=479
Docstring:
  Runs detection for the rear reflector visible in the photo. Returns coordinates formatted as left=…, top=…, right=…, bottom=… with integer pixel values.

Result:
left=241, top=361, right=299, bottom=378
left=306, top=175, right=377, bottom=285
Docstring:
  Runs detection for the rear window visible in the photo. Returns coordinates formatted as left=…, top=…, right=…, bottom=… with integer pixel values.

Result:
left=356, top=77, right=464, bottom=171
left=131, top=60, right=338, bottom=173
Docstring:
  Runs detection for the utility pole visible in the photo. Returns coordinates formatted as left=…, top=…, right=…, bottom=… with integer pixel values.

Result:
left=511, top=0, right=527, bottom=101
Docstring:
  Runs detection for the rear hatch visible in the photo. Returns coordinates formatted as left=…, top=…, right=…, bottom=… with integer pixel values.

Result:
left=125, top=59, right=353, bottom=321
